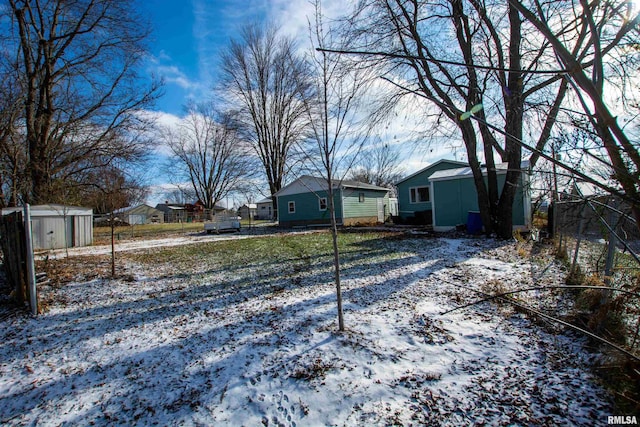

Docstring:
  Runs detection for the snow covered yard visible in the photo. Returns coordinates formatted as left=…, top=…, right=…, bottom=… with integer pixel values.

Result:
left=0, top=232, right=614, bottom=426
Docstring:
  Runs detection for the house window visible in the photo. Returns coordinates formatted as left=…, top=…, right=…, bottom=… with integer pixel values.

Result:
left=319, top=197, right=327, bottom=211
left=288, top=201, right=295, bottom=213
left=359, top=193, right=365, bottom=203
left=410, top=186, right=430, bottom=203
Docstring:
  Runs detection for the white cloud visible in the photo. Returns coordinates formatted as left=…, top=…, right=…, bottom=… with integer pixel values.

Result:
left=134, top=110, right=183, bottom=158
left=267, top=0, right=345, bottom=42
left=155, top=65, right=199, bottom=90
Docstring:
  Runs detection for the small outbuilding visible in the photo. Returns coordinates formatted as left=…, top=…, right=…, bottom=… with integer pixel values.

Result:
left=1, top=204, right=93, bottom=250
left=275, top=176, right=392, bottom=227
left=429, top=162, right=532, bottom=232
left=256, top=197, right=274, bottom=220
left=238, top=204, right=258, bottom=220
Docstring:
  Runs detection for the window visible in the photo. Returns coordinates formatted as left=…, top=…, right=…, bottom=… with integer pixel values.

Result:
left=410, top=186, right=430, bottom=203
left=288, top=201, right=295, bottom=213
left=319, top=197, right=327, bottom=211
left=359, top=193, right=365, bottom=203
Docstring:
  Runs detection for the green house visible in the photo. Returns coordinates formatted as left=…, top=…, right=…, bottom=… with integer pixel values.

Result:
left=429, top=162, right=532, bottom=232
left=275, top=176, right=392, bottom=227
left=395, top=159, right=468, bottom=223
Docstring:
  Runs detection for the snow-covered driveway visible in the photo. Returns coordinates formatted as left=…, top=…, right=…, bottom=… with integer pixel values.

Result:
left=0, top=235, right=613, bottom=426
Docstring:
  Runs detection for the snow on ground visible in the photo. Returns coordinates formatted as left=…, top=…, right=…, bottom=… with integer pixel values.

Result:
left=0, top=234, right=614, bottom=426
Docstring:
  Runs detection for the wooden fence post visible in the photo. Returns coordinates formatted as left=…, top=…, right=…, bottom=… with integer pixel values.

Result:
left=0, top=211, right=27, bottom=304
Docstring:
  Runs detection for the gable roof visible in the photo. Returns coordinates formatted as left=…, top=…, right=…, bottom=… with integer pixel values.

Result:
left=395, top=159, right=468, bottom=185
left=429, top=160, right=530, bottom=181
left=274, top=175, right=391, bottom=197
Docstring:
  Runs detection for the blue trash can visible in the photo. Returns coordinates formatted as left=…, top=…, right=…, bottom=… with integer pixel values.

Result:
left=467, top=211, right=482, bottom=234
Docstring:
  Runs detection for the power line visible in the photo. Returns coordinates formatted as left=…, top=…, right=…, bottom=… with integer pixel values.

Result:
left=317, top=47, right=572, bottom=76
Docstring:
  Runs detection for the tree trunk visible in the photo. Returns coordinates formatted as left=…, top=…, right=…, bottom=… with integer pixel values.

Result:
left=495, top=3, right=524, bottom=239
left=110, top=209, right=116, bottom=277
left=327, top=182, right=344, bottom=332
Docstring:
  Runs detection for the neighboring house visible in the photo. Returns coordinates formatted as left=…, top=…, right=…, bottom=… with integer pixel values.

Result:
left=122, top=204, right=164, bottom=225
left=238, top=204, right=257, bottom=220
left=1, top=204, right=93, bottom=250
left=274, top=176, right=392, bottom=227
left=429, top=161, right=532, bottom=232
left=256, top=197, right=274, bottom=220
left=155, top=203, right=187, bottom=223
left=396, top=159, right=468, bottom=223
left=155, top=202, right=225, bottom=222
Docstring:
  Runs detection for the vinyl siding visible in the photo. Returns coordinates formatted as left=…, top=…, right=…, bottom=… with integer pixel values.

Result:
left=277, top=190, right=342, bottom=224
left=342, top=188, right=388, bottom=218
left=397, top=161, right=467, bottom=220
left=432, top=173, right=527, bottom=229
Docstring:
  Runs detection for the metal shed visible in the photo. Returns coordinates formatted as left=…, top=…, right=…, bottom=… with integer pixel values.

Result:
left=1, top=204, right=93, bottom=250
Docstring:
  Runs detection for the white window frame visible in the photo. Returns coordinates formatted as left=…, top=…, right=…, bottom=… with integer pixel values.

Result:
left=319, top=197, right=327, bottom=211
left=288, top=201, right=296, bottom=213
left=358, top=193, right=365, bottom=203
left=409, top=186, right=430, bottom=203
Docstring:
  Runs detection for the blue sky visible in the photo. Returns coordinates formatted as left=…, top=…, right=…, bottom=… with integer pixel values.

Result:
left=137, top=0, right=334, bottom=203
left=137, top=0, right=460, bottom=205
left=141, top=0, right=324, bottom=116
left=141, top=0, right=264, bottom=115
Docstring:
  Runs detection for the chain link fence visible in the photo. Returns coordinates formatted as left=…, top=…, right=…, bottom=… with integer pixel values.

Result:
left=551, top=197, right=640, bottom=356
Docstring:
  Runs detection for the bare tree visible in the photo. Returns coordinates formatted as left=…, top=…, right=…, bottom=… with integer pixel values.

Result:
left=161, top=103, right=254, bottom=217
left=81, top=165, right=148, bottom=216
left=342, top=0, right=573, bottom=238
left=300, top=1, right=376, bottom=331
left=77, top=164, right=145, bottom=276
left=511, top=0, right=640, bottom=231
left=2, top=0, right=161, bottom=204
left=0, top=49, right=26, bottom=207
left=162, top=188, right=194, bottom=206
left=348, top=141, right=404, bottom=188
left=219, top=23, right=314, bottom=218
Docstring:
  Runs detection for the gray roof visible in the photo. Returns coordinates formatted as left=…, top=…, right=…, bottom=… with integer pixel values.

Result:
left=429, top=160, right=530, bottom=181
left=396, top=159, right=468, bottom=185
left=274, top=175, right=391, bottom=197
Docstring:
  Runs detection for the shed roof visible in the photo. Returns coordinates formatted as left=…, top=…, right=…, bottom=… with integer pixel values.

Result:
left=1, top=204, right=92, bottom=217
left=429, top=161, right=530, bottom=182
left=256, top=197, right=272, bottom=204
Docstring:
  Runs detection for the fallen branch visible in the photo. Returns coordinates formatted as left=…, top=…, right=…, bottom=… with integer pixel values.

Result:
left=440, top=285, right=640, bottom=315
left=438, top=279, right=640, bottom=363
